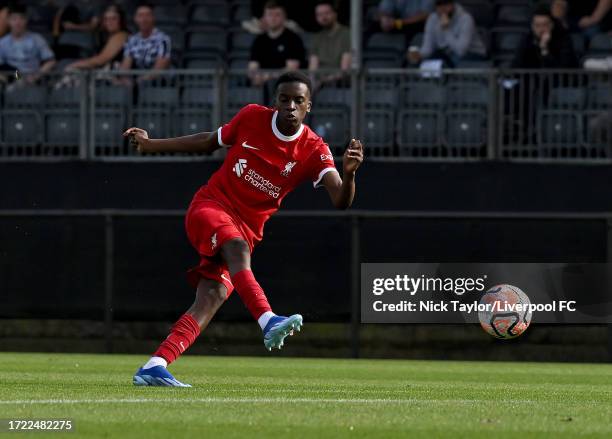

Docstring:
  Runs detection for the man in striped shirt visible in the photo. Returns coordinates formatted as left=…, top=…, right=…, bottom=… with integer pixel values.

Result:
left=119, top=3, right=170, bottom=72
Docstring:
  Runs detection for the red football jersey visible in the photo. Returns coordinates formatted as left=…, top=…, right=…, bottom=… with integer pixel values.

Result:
left=194, top=104, right=338, bottom=249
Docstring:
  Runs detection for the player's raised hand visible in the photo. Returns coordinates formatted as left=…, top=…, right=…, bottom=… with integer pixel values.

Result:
left=343, top=139, right=364, bottom=174
left=123, top=127, right=149, bottom=153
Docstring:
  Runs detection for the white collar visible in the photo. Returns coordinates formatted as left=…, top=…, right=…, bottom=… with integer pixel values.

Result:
left=272, top=111, right=304, bottom=142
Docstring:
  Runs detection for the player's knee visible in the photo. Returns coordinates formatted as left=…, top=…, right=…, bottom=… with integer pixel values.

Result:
left=220, top=238, right=250, bottom=267
left=207, top=285, right=227, bottom=304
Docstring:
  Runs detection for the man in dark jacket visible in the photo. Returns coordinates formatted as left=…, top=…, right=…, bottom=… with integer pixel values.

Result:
left=513, top=3, right=578, bottom=68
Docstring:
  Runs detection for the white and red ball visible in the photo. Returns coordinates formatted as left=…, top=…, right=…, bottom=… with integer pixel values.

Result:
left=478, top=284, right=532, bottom=339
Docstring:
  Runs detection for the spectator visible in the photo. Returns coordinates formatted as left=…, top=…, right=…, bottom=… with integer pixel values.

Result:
left=64, top=4, right=128, bottom=71
left=248, top=1, right=306, bottom=87
left=572, top=0, right=612, bottom=37
left=513, top=3, right=578, bottom=68
left=378, top=0, right=433, bottom=40
left=118, top=3, right=170, bottom=76
left=408, top=0, right=486, bottom=67
left=309, top=1, right=351, bottom=71
left=0, top=2, right=10, bottom=39
left=551, top=0, right=569, bottom=29
left=53, top=0, right=103, bottom=59
left=0, top=4, right=56, bottom=82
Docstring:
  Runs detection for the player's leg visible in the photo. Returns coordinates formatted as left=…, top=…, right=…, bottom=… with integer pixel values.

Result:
left=220, top=238, right=303, bottom=350
left=133, top=278, right=227, bottom=387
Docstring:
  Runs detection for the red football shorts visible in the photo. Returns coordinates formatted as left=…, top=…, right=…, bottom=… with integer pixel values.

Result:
left=185, top=196, right=250, bottom=296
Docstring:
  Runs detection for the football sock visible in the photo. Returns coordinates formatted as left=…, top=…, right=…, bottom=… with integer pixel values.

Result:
left=257, top=311, right=276, bottom=331
left=152, top=313, right=201, bottom=365
left=231, top=269, right=273, bottom=322
left=142, top=356, right=168, bottom=370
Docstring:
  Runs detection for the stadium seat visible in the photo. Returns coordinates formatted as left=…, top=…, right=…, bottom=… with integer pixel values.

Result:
left=47, top=86, right=82, bottom=108
left=461, top=1, right=494, bottom=27
left=365, top=33, right=406, bottom=57
left=401, top=82, right=445, bottom=108
left=132, top=110, right=172, bottom=139
left=183, top=56, right=224, bottom=69
left=446, top=111, right=487, bottom=147
left=409, top=33, right=423, bottom=48
left=44, top=111, right=80, bottom=146
left=189, top=3, right=230, bottom=25
left=495, top=4, right=532, bottom=26
left=547, top=87, right=586, bottom=110
left=174, top=108, right=214, bottom=136
left=363, top=56, right=402, bottom=68
left=186, top=30, right=228, bottom=56
left=586, top=85, right=612, bottom=109
left=364, top=88, right=398, bottom=109
left=492, top=28, right=527, bottom=54
left=571, top=33, right=586, bottom=59
left=4, top=85, right=46, bottom=108
left=95, top=85, right=132, bottom=108
left=137, top=86, right=179, bottom=107
left=447, top=83, right=489, bottom=108
left=363, top=109, right=395, bottom=152
left=309, top=109, right=349, bottom=152
left=225, top=86, right=263, bottom=118
left=180, top=86, right=215, bottom=107
left=588, top=33, right=612, bottom=56
left=538, top=110, right=582, bottom=147
left=228, top=57, right=250, bottom=69
left=230, top=32, right=256, bottom=54
left=154, top=5, right=187, bottom=26
left=232, top=4, right=251, bottom=22
left=314, top=87, right=352, bottom=109
left=93, top=109, right=126, bottom=149
left=397, top=110, right=441, bottom=149
left=2, top=110, right=42, bottom=145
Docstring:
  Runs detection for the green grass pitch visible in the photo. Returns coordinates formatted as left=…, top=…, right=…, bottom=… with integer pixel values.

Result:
left=0, top=352, right=611, bottom=438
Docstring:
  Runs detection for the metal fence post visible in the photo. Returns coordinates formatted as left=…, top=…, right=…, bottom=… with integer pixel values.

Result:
left=79, top=71, right=89, bottom=160
left=104, top=213, right=114, bottom=353
left=350, top=214, right=361, bottom=358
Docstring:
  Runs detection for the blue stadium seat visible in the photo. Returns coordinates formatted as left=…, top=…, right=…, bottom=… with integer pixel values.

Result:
left=189, top=3, right=230, bottom=25
left=364, top=88, right=398, bottom=109
left=181, top=87, right=215, bottom=107
left=447, top=83, right=489, bottom=108
left=571, top=33, right=586, bottom=59
left=57, top=31, right=95, bottom=56
left=397, top=110, right=441, bottom=149
left=462, top=1, right=494, bottom=27
left=363, top=109, right=395, bottom=153
left=95, top=85, right=132, bottom=108
left=230, top=32, right=255, bottom=54
left=314, top=88, right=352, bottom=109
left=446, top=111, right=487, bottom=147
left=132, top=111, right=172, bottom=139
left=402, top=82, right=445, bottom=108
left=186, top=30, right=228, bottom=55
left=366, top=33, right=406, bottom=55
left=44, top=111, right=80, bottom=147
left=547, top=87, right=586, bottom=110
left=225, top=86, right=263, bottom=119
left=4, top=85, right=46, bottom=108
left=174, top=109, right=214, bottom=135
left=495, top=4, right=532, bottom=26
left=183, top=56, right=224, bottom=69
left=137, top=86, right=179, bottom=107
left=94, top=109, right=126, bottom=149
left=232, top=4, right=251, bottom=22
left=309, top=109, right=349, bottom=152
left=588, top=33, right=612, bottom=56
left=154, top=5, right=187, bottom=26
left=538, top=110, right=582, bottom=147
left=47, top=86, right=81, bottom=108
left=2, top=111, right=42, bottom=145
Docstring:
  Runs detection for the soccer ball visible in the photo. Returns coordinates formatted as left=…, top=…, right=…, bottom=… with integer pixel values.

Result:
left=478, top=284, right=532, bottom=339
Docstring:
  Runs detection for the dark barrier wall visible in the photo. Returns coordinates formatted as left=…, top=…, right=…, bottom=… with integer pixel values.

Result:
left=2, top=161, right=612, bottom=211
left=1, top=161, right=611, bottom=323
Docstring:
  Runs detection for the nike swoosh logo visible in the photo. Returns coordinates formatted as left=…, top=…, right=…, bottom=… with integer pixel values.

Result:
left=242, top=141, right=260, bottom=150
left=220, top=274, right=233, bottom=284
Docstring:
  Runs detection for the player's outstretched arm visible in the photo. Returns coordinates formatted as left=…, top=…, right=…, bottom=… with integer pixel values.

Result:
left=321, top=139, right=364, bottom=210
left=122, top=128, right=220, bottom=155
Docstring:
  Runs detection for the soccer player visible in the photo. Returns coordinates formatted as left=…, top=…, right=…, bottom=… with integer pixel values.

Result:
left=125, top=71, right=364, bottom=387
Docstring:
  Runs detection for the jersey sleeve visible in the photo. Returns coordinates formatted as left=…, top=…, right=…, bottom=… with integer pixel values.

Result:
left=310, top=141, right=338, bottom=189
left=217, top=104, right=258, bottom=148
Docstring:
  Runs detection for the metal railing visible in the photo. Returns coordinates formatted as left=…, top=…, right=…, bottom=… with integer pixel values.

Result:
left=0, top=68, right=610, bottom=162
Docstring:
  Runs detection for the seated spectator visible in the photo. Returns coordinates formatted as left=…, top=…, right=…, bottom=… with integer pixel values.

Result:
left=64, top=4, right=128, bottom=71
left=248, top=1, right=306, bottom=87
left=378, top=0, right=433, bottom=40
left=551, top=0, right=570, bottom=29
left=53, top=0, right=103, bottom=59
left=513, top=3, right=578, bottom=68
left=117, top=3, right=170, bottom=81
left=571, top=0, right=612, bottom=37
left=0, top=4, right=56, bottom=83
left=309, top=1, right=351, bottom=71
left=408, top=0, right=486, bottom=67
left=0, top=1, right=9, bottom=38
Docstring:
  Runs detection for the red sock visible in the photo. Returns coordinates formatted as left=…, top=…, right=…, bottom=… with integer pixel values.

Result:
left=153, top=314, right=201, bottom=365
left=231, top=269, right=272, bottom=321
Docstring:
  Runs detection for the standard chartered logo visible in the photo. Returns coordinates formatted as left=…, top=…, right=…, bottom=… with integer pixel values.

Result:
left=244, top=168, right=281, bottom=198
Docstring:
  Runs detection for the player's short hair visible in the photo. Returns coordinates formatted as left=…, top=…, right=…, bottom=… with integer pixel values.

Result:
left=264, top=0, right=286, bottom=14
left=8, top=4, right=27, bottom=16
left=274, top=72, right=313, bottom=97
left=532, top=2, right=553, bottom=18
left=316, top=1, right=338, bottom=12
